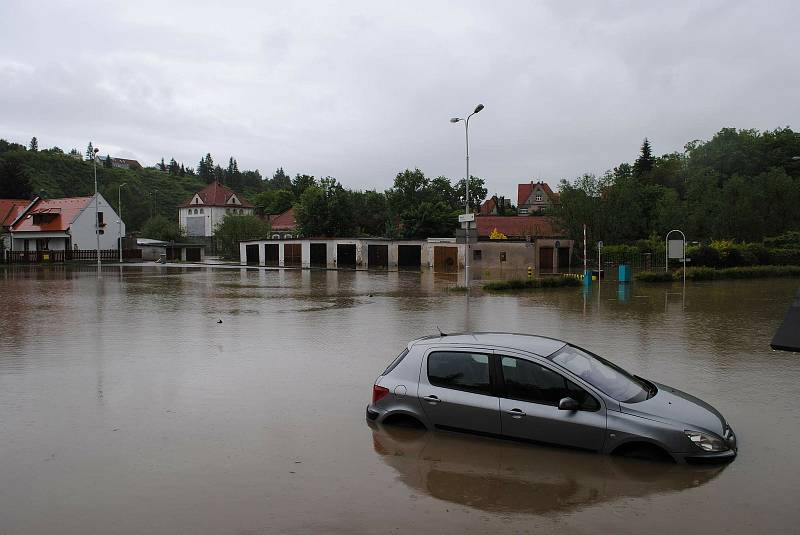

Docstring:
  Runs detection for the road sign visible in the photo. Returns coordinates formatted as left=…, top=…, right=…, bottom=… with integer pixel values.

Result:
left=458, top=213, right=475, bottom=223
left=668, top=239, right=684, bottom=259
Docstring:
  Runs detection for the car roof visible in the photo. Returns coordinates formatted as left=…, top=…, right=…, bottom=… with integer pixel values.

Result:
left=409, top=332, right=566, bottom=357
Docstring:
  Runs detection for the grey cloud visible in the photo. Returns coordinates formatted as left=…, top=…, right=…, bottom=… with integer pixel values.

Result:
left=0, top=0, right=798, bottom=199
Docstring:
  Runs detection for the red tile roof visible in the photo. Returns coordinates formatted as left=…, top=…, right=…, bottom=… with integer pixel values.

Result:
left=0, top=199, right=31, bottom=229
left=476, top=215, right=563, bottom=238
left=265, top=207, right=296, bottom=230
left=517, top=181, right=556, bottom=206
left=11, top=197, right=92, bottom=233
left=180, top=181, right=253, bottom=208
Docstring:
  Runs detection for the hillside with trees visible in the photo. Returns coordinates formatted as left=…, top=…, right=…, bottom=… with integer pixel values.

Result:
left=554, top=128, right=800, bottom=247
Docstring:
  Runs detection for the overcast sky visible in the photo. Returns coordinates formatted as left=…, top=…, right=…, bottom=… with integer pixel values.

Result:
left=1, top=1, right=798, bottom=201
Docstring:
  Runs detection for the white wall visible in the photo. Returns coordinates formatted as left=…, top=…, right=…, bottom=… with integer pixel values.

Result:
left=181, top=205, right=253, bottom=237
left=71, top=193, right=126, bottom=249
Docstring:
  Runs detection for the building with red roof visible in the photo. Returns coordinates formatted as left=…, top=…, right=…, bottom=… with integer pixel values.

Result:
left=517, top=181, right=559, bottom=215
left=475, top=215, right=562, bottom=239
left=8, top=194, right=125, bottom=252
left=179, top=181, right=254, bottom=237
left=0, top=198, right=33, bottom=250
left=263, top=207, right=298, bottom=239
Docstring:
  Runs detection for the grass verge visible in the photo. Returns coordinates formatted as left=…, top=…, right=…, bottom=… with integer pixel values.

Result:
left=635, top=265, right=800, bottom=282
left=484, top=277, right=582, bottom=291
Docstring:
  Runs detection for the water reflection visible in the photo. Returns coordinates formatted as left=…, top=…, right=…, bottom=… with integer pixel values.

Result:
left=371, top=424, right=723, bottom=515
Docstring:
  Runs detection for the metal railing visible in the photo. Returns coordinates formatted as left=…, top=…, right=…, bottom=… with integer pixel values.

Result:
left=3, top=249, right=142, bottom=264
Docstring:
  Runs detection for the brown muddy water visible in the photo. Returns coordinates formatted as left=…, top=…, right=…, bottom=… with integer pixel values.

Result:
left=0, top=265, right=798, bottom=534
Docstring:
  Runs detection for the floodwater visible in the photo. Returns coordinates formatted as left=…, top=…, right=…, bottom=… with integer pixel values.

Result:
left=0, top=266, right=798, bottom=534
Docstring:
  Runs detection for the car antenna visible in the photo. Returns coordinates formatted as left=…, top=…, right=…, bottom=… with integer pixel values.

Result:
left=436, top=325, right=448, bottom=336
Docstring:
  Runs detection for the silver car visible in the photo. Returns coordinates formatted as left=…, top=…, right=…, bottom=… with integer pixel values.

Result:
left=366, top=333, right=737, bottom=464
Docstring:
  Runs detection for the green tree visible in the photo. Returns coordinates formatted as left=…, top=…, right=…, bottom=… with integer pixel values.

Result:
left=291, top=174, right=316, bottom=198
left=104, top=154, right=113, bottom=168
left=29, top=137, right=38, bottom=151
left=0, top=157, right=33, bottom=198
left=253, top=189, right=293, bottom=215
left=632, top=138, right=655, bottom=179
left=198, top=153, right=214, bottom=183
left=168, top=158, right=180, bottom=175
left=269, top=167, right=292, bottom=190
left=85, top=142, right=94, bottom=161
left=213, top=214, right=271, bottom=258
left=140, top=215, right=184, bottom=242
left=454, top=176, right=488, bottom=212
left=294, top=177, right=358, bottom=237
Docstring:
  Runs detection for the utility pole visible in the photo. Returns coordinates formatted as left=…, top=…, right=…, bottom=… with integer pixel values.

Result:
left=93, top=147, right=100, bottom=270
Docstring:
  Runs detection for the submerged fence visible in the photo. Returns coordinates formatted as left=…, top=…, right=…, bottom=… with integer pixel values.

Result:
left=3, top=249, right=142, bottom=264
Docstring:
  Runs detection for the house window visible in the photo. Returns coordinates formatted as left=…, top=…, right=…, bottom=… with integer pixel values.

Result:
left=535, top=194, right=543, bottom=202
left=500, top=252, right=507, bottom=262
left=37, top=238, right=49, bottom=251
left=199, top=208, right=204, bottom=214
left=473, top=249, right=482, bottom=260
left=97, top=211, right=104, bottom=227
left=519, top=208, right=528, bottom=215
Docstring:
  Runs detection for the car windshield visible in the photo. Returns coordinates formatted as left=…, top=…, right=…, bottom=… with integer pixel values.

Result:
left=550, top=345, right=651, bottom=403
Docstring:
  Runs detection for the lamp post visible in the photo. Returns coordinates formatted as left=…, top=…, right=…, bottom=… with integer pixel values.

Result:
left=118, top=183, right=127, bottom=263
left=93, top=147, right=101, bottom=270
left=450, top=103, right=484, bottom=287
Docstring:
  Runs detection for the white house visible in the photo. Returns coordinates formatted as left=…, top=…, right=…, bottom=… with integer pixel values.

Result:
left=179, top=181, right=254, bottom=237
left=9, top=194, right=125, bottom=251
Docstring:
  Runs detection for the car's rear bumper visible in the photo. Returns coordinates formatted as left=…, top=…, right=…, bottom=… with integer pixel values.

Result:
left=366, top=405, right=380, bottom=421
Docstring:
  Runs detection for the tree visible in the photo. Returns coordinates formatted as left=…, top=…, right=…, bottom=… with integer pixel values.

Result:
left=269, top=167, right=292, bottom=190
left=198, top=153, right=214, bottom=183
left=85, top=142, right=94, bottom=161
left=104, top=154, right=113, bottom=168
left=0, top=157, right=33, bottom=198
left=158, top=158, right=167, bottom=172
left=168, top=158, right=180, bottom=175
left=632, top=138, right=655, bottom=178
left=29, top=137, right=38, bottom=151
left=294, top=177, right=358, bottom=237
left=226, top=157, right=241, bottom=189
left=291, top=174, right=316, bottom=198
left=213, top=214, right=270, bottom=258
left=179, top=163, right=186, bottom=177
left=140, top=215, right=184, bottom=242
left=253, top=189, right=293, bottom=215
left=454, top=176, right=488, bottom=212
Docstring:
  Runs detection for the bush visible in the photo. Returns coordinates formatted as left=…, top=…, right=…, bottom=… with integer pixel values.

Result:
left=140, top=215, right=184, bottom=242
left=763, top=231, right=800, bottom=249
left=601, top=244, right=640, bottom=256
left=635, top=265, right=800, bottom=282
left=484, top=277, right=582, bottom=291
left=214, top=215, right=271, bottom=259
left=634, top=271, right=676, bottom=282
left=743, top=243, right=771, bottom=265
left=688, top=245, right=720, bottom=267
left=768, top=248, right=800, bottom=265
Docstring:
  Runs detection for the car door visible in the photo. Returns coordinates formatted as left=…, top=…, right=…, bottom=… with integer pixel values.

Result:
left=417, top=348, right=501, bottom=435
left=497, top=352, right=606, bottom=451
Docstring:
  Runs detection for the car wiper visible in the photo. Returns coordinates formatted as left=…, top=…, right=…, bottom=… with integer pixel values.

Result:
left=634, top=375, right=657, bottom=399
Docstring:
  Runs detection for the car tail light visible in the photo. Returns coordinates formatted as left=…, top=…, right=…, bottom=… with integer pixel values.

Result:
left=372, top=384, right=390, bottom=404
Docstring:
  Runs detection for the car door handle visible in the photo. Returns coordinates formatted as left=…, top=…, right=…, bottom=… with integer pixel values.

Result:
left=507, top=408, right=526, bottom=418
left=422, top=395, right=441, bottom=404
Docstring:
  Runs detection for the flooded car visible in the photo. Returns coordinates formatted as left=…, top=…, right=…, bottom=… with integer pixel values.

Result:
left=367, top=333, right=737, bottom=464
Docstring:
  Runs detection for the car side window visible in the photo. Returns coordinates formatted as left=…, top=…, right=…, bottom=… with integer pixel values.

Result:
left=500, top=356, right=599, bottom=410
left=427, top=352, right=492, bottom=395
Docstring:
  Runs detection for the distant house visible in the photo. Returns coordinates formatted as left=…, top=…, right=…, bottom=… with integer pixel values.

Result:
left=107, top=157, right=142, bottom=170
left=8, top=194, right=124, bottom=252
left=179, top=181, right=254, bottom=237
left=263, top=208, right=297, bottom=239
left=0, top=198, right=33, bottom=250
left=517, top=181, right=558, bottom=215
left=479, top=195, right=513, bottom=215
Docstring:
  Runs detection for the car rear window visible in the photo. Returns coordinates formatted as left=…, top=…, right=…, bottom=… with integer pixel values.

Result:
left=383, top=348, right=409, bottom=375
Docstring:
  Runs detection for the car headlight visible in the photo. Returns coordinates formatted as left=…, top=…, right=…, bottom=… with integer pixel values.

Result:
left=685, top=430, right=728, bottom=452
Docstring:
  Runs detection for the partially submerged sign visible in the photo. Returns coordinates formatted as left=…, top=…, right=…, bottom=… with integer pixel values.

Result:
left=771, top=289, right=800, bottom=352
left=668, top=239, right=684, bottom=260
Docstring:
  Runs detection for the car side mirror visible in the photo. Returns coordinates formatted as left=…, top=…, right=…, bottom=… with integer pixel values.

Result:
left=558, top=397, right=579, bottom=411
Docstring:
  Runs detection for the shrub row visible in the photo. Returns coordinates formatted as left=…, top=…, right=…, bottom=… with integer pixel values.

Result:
left=484, top=277, right=582, bottom=291
left=635, top=265, right=800, bottom=282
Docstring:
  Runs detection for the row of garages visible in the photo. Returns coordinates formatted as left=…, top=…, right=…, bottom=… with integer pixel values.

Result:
left=239, top=238, right=576, bottom=275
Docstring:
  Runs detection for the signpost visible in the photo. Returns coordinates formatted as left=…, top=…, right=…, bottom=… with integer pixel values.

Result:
left=665, top=229, right=687, bottom=285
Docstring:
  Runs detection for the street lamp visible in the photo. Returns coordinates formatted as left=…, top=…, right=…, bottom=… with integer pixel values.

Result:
left=93, top=147, right=100, bottom=270
left=118, top=183, right=127, bottom=263
left=450, top=103, right=485, bottom=287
